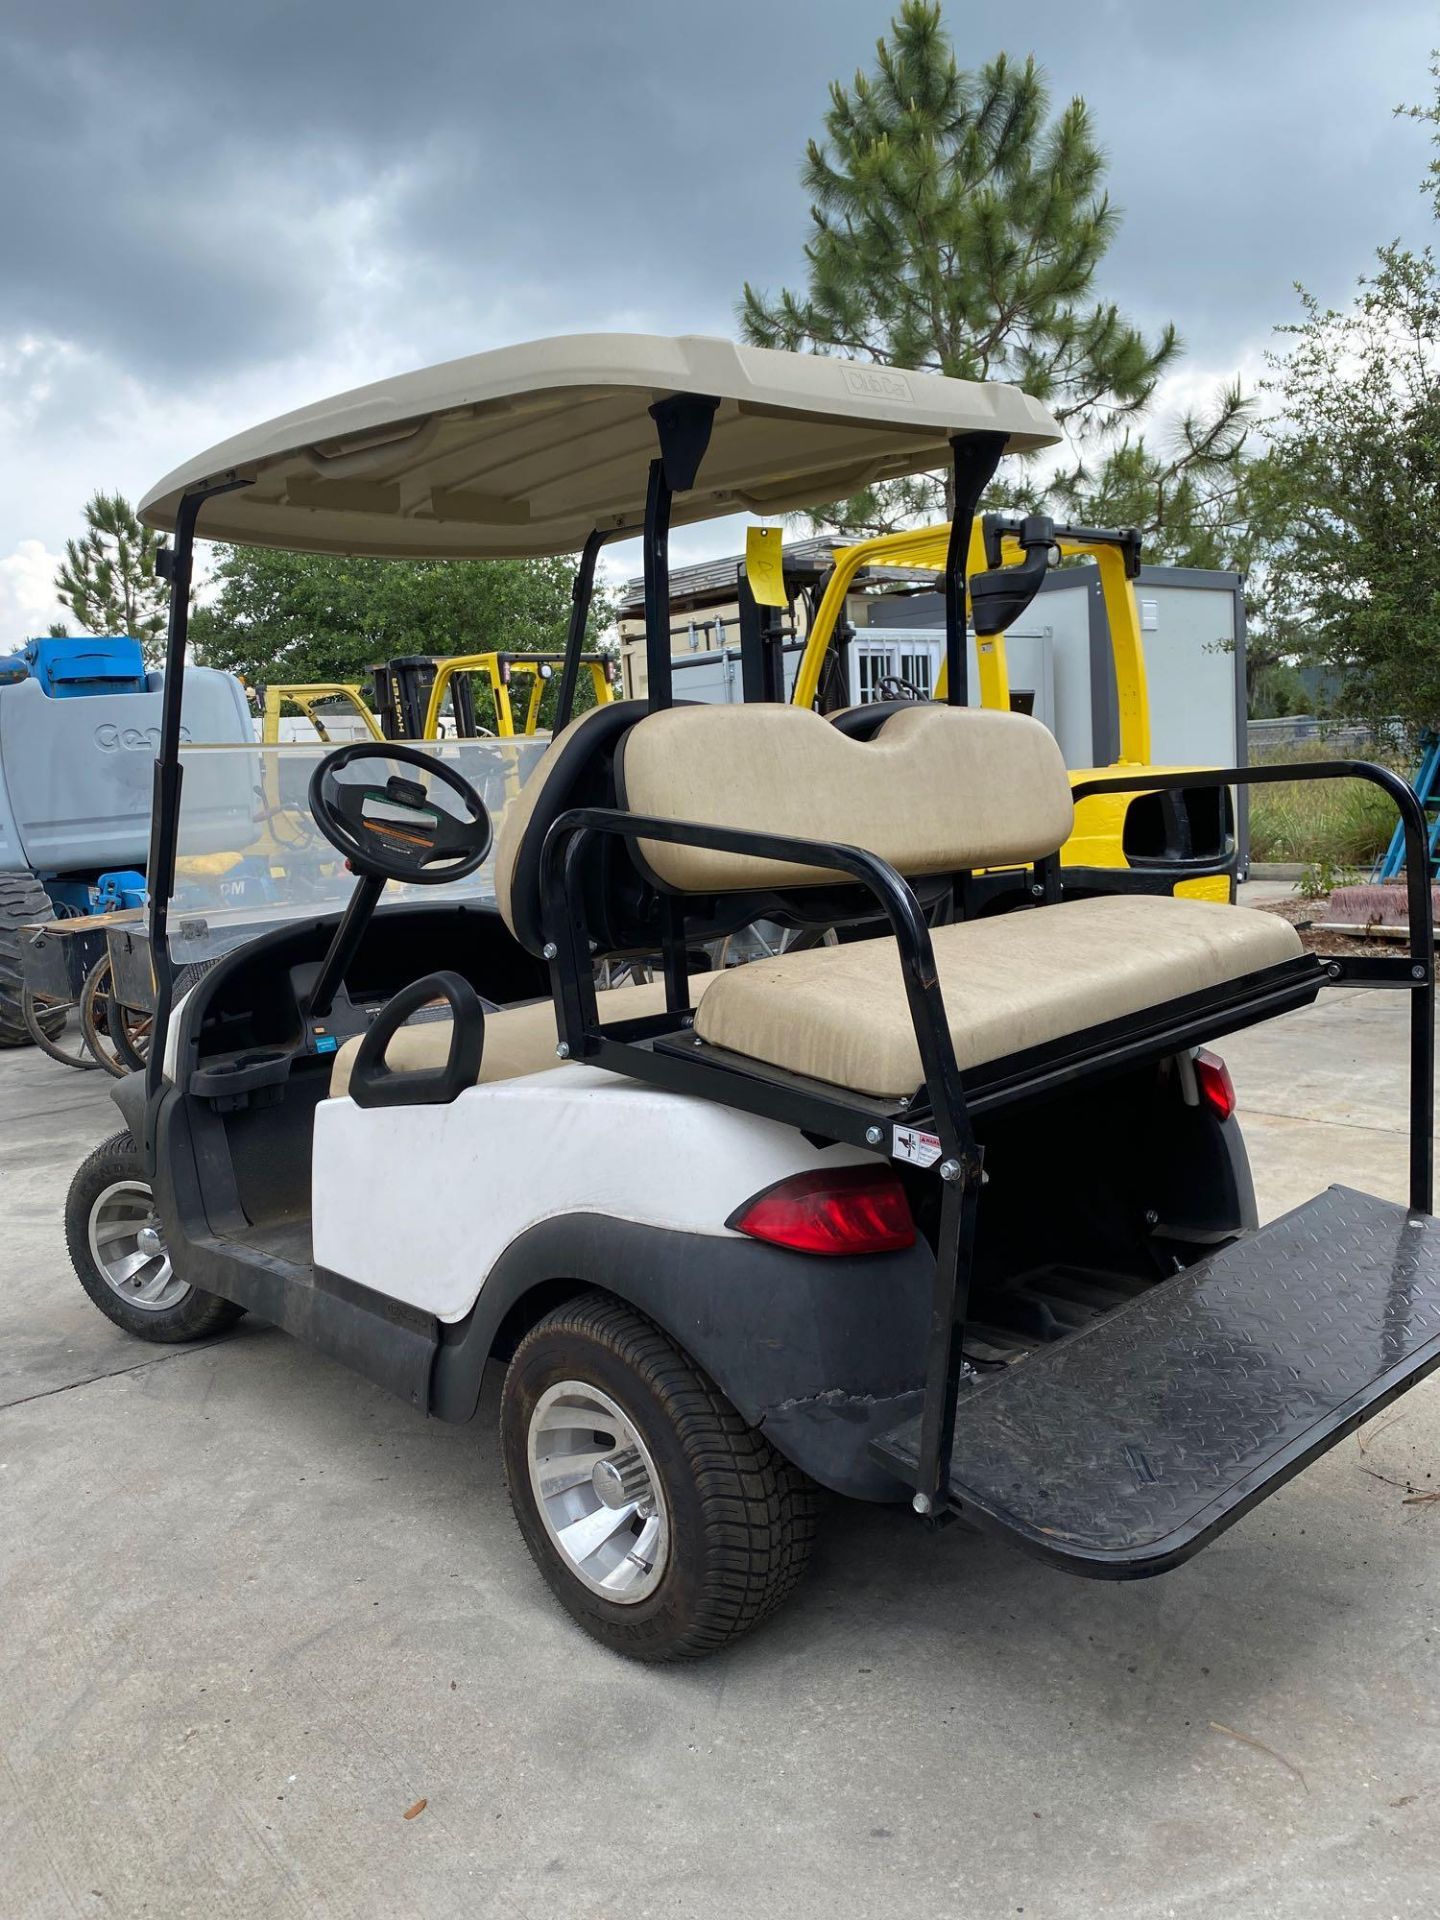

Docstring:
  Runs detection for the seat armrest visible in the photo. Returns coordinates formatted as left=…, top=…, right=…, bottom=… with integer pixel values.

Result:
left=1070, top=761, right=1433, bottom=962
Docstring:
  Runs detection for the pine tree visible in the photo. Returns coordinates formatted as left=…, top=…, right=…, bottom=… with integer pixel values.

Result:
left=739, top=2, right=1198, bottom=528
left=54, top=492, right=169, bottom=650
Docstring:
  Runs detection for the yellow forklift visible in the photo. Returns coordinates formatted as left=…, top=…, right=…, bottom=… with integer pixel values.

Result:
left=370, top=650, right=614, bottom=742
left=259, top=682, right=384, bottom=745
left=261, top=656, right=614, bottom=747
left=792, top=513, right=1237, bottom=903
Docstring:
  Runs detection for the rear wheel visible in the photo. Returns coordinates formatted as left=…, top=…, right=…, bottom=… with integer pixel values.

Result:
left=0, top=871, right=62, bottom=1048
left=502, top=1292, right=817, bottom=1661
left=65, top=1132, right=244, bottom=1343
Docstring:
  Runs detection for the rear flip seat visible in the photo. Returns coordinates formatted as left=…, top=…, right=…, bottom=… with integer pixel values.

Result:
left=612, top=702, right=1302, bottom=1099
left=692, top=892, right=1299, bottom=1097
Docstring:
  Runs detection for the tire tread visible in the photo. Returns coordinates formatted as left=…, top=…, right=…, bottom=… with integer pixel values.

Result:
left=64, top=1132, right=244, bottom=1343
left=0, top=872, right=57, bottom=1049
left=507, top=1292, right=818, bottom=1660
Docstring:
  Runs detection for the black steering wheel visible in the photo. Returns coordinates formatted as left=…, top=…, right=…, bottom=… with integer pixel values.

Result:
left=876, top=673, right=925, bottom=703
left=308, top=741, right=493, bottom=885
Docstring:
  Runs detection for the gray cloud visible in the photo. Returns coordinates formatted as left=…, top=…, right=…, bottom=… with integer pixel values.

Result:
left=0, top=0, right=1436, bottom=620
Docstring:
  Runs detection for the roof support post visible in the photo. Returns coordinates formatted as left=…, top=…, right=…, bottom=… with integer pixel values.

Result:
left=943, top=433, right=1007, bottom=708
left=643, top=394, right=720, bottom=711
left=553, top=527, right=609, bottom=734
left=144, top=477, right=251, bottom=1113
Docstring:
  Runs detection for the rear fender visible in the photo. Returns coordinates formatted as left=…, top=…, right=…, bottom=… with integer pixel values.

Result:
left=431, top=1212, right=934, bottom=1503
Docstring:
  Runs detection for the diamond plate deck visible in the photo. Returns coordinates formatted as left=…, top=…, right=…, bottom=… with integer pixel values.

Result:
left=872, top=1186, right=1440, bottom=1577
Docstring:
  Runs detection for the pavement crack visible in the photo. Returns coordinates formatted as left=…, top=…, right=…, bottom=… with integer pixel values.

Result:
left=1240, top=1106, right=1421, bottom=1142
left=0, top=1339, right=225, bottom=1414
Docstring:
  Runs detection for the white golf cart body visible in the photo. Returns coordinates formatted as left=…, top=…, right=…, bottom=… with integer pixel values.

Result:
left=74, top=330, right=1439, bottom=1654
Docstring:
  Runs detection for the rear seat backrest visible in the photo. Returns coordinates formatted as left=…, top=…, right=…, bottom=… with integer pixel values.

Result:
left=617, top=702, right=1074, bottom=893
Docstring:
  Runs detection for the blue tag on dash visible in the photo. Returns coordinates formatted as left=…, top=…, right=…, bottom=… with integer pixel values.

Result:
left=314, top=1033, right=339, bottom=1055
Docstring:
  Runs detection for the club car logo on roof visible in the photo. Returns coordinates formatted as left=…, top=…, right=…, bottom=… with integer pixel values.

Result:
left=842, top=365, right=912, bottom=403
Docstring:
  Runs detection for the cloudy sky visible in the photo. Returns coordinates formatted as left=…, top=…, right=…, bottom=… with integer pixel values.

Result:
left=1, top=0, right=1436, bottom=641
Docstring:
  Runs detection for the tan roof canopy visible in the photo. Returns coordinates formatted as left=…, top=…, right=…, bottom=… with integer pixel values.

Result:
left=138, top=334, right=1062, bottom=560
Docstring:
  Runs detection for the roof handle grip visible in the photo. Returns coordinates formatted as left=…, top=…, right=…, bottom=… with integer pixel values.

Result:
left=299, top=414, right=445, bottom=481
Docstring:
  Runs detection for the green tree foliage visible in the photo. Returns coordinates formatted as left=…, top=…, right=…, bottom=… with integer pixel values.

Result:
left=53, top=491, right=168, bottom=651
left=1262, top=244, right=1440, bottom=737
left=739, top=2, right=1188, bottom=529
left=1248, top=660, right=1312, bottom=721
left=189, top=546, right=612, bottom=723
left=1398, top=52, right=1440, bottom=219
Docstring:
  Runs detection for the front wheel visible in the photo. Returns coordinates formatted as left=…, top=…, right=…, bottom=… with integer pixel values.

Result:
left=64, top=1133, right=245, bottom=1343
left=502, top=1293, right=817, bottom=1661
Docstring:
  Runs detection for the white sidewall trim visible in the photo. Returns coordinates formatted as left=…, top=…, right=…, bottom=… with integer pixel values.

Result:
left=311, top=1065, right=872, bottom=1321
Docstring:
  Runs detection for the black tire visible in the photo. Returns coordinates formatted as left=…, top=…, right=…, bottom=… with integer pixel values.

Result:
left=64, top=1132, right=245, bottom=1344
left=23, top=986, right=97, bottom=1068
left=0, top=871, right=62, bottom=1048
left=502, top=1292, right=818, bottom=1661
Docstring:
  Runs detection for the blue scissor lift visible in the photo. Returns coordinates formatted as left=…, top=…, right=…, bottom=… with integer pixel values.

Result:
left=1376, top=730, right=1440, bottom=883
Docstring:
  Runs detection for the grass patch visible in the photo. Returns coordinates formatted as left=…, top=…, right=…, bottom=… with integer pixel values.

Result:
left=1247, top=740, right=1402, bottom=868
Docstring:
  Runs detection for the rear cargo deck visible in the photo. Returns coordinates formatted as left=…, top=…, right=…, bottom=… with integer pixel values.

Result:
left=873, top=1186, right=1440, bottom=1576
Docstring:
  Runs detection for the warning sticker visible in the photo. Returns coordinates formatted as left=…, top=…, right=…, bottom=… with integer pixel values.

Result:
left=892, top=1125, right=942, bottom=1168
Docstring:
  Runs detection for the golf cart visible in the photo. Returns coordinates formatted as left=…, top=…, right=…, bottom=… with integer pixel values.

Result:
left=67, top=334, right=1440, bottom=1663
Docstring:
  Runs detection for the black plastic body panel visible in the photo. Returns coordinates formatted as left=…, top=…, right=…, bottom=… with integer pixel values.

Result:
left=109, top=1069, right=148, bottom=1140
left=162, top=898, right=546, bottom=1124
left=432, top=1213, right=937, bottom=1502
left=873, top=1185, right=1440, bottom=1575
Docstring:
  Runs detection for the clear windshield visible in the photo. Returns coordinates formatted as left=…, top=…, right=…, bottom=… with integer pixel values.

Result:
left=165, top=737, right=546, bottom=965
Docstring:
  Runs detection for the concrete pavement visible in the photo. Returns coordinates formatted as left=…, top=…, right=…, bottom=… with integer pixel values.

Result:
left=2, top=992, right=1438, bottom=1920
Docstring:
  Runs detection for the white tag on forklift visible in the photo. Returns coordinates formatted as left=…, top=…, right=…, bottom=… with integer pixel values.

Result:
left=892, top=1125, right=942, bottom=1167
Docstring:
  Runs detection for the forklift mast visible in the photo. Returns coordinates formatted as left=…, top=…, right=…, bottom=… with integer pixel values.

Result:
left=736, top=558, right=828, bottom=705
left=369, top=656, right=476, bottom=740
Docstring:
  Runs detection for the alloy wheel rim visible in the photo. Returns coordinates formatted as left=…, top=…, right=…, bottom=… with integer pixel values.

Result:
left=87, top=1180, right=186, bottom=1312
left=526, top=1380, right=670, bottom=1604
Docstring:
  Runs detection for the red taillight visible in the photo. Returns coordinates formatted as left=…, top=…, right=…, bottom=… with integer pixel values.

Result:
left=1195, top=1048, right=1236, bottom=1121
left=729, top=1165, right=916, bottom=1256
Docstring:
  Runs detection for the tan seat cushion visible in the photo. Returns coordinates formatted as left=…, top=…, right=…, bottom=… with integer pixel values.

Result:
left=328, top=975, right=712, bottom=1098
left=692, top=895, right=1304, bottom=1098
left=618, top=702, right=1074, bottom=892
